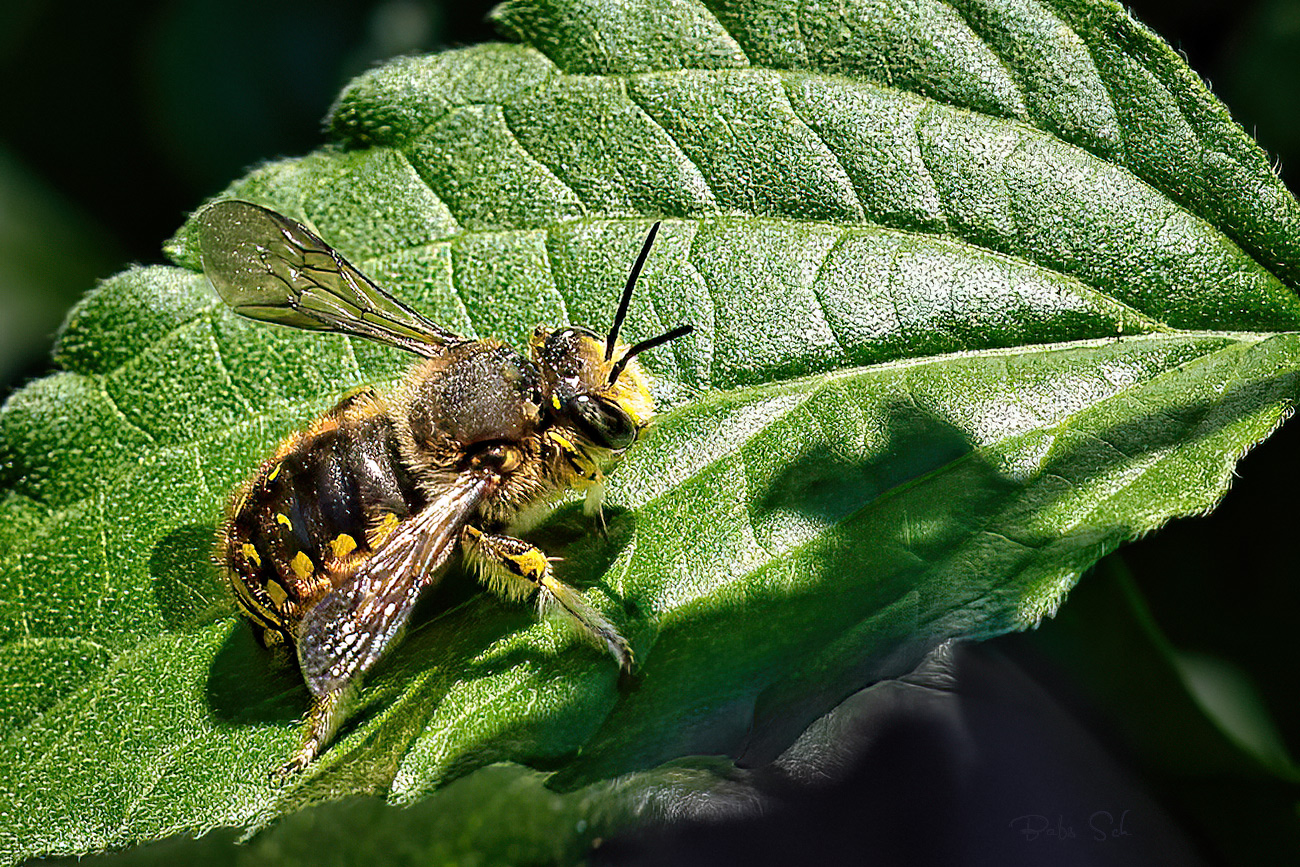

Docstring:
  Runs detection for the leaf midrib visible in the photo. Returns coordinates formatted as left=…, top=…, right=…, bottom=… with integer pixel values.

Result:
left=616, top=329, right=1277, bottom=615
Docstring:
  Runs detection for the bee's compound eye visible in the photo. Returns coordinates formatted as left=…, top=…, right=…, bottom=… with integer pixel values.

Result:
left=569, top=394, right=637, bottom=450
left=472, top=443, right=523, bottom=473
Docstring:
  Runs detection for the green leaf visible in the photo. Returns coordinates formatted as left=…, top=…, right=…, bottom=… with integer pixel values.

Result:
left=4, top=0, right=1300, bottom=861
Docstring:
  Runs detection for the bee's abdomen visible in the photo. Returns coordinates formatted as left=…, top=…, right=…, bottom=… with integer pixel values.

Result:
left=224, top=391, right=421, bottom=645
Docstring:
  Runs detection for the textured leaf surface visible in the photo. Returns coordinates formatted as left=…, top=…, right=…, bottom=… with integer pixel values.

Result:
left=4, top=0, right=1300, bottom=861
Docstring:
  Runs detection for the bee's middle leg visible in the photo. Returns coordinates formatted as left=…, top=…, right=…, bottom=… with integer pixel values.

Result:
left=462, top=526, right=632, bottom=671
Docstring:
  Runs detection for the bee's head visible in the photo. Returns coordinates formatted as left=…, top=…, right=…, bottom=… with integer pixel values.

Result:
left=533, top=325, right=648, bottom=451
left=531, top=222, right=692, bottom=452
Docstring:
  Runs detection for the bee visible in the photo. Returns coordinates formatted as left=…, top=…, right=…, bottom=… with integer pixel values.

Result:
left=196, top=201, right=691, bottom=774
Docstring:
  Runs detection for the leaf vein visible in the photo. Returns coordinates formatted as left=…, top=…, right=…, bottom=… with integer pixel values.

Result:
left=808, top=229, right=856, bottom=361
left=96, top=488, right=110, bottom=612
left=684, top=229, right=719, bottom=387
left=539, top=228, right=572, bottom=326
left=446, top=242, right=483, bottom=340
left=779, top=81, right=867, bottom=221
left=937, top=0, right=1029, bottom=116
left=733, top=447, right=770, bottom=558
left=1051, top=13, right=1133, bottom=168
left=118, top=725, right=212, bottom=833
left=621, top=85, right=721, bottom=209
left=340, top=336, right=364, bottom=381
left=635, top=333, right=1269, bottom=533
left=206, top=318, right=256, bottom=415
left=496, top=107, right=588, bottom=217
left=97, top=378, right=157, bottom=445
left=910, top=104, right=954, bottom=235
left=689, top=0, right=752, bottom=66
left=393, top=146, right=462, bottom=235
left=0, top=635, right=112, bottom=655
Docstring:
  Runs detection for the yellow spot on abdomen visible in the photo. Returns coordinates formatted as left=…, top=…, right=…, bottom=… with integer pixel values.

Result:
left=330, top=533, right=357, bottom=560
left=265, top=579, right=289, bottom=607
left=276, top=513, right=293, bottom=530
left=290, top=551, right=314, bottom=580
left=241, top=543, right=262, bottom=569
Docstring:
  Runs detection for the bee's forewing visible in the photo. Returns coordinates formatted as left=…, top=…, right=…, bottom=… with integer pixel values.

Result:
left=297, top=474, right=493, bottom=696
left=196, top=200, right=460, bottom=356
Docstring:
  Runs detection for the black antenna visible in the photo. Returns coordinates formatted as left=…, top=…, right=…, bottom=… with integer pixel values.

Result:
left=609, top=323, right=693, bottom=384
left=606, top=221, right=662, bottom=361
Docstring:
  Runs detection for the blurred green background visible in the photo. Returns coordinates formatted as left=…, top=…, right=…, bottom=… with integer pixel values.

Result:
left=4, top=0, right=1299, bottom=863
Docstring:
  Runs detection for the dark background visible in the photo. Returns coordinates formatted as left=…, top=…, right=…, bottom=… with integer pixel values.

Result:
left=5, top=1, right=1298, bottom=864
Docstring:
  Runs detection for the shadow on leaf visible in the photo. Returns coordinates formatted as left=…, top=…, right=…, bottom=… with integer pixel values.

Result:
left=152, top=523, right=305, bottom=725
left=751, top=397, right=973, bottom=537
left=205, top=622, right=306, bottom=725
left=149, top=523, right=231, bottom=631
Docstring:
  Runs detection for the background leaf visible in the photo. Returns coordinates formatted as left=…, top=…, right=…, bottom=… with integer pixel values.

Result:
left=3, top=0, right=1300, bottom=862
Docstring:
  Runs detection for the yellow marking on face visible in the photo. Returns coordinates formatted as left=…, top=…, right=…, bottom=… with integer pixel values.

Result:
left=330, top=533, right=357, bottom=560
left=268, top=462, right=282, bottom=482
left=276, top=513, right=293, bottom=530
left=550, top=429, right=597, bottom=480
left=506, top=549, right=550, bottom=581
left=290, top=551, right=314, bottom=580
left=552, top=394, right=563, bottom=411
left=241, top=543, right=262, bottom=569
left=265, top=578, right=290, bottom=607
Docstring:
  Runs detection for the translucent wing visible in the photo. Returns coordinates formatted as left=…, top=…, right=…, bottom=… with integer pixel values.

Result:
left=196, top=200, right=461, bottom=356
left=297, top=474, right=493, bottom=696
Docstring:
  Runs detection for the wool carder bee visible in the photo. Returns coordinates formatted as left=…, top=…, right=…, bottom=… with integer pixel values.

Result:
left=196, top=201, right=691, bottom=773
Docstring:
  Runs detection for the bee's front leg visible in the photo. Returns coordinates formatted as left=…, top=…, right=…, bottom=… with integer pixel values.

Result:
left=546, top=428, right=608, bottom=535
left=462, top=526, right=632, bottom=671
left=583, top=478, right=609, bottom=535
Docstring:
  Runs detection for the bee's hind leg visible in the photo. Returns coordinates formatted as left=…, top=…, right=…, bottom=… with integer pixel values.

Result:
left=274, top=684, right=351, bottom=778
left=462, top=526, right=632, bottom=671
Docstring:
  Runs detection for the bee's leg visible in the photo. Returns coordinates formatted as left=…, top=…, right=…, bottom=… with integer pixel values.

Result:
left=549, top=429, right=608, bottom=535
left=462, top=526, right=632, bottom=671
left=275, top=684, right=350, bottom=778
left=583, top=478, right=608, bottom=535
